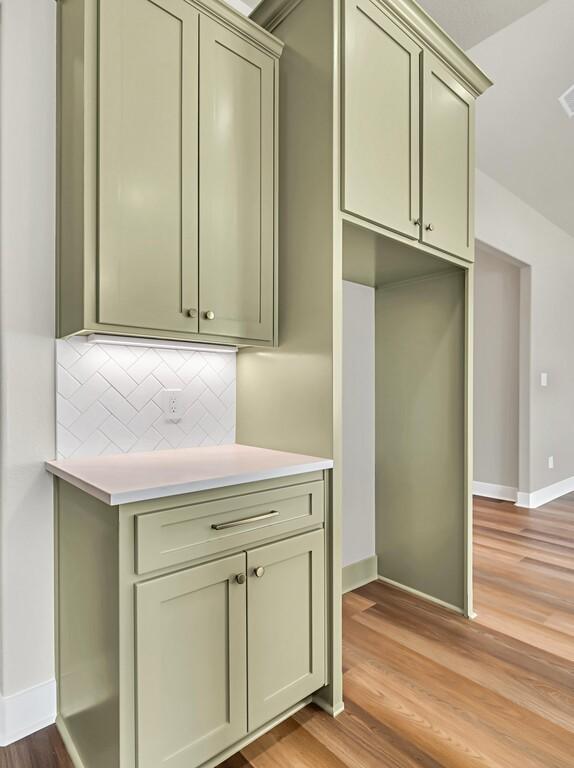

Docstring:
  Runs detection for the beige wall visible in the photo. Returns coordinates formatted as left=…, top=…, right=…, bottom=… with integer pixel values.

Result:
left=473, top=245, right=521, bottom=493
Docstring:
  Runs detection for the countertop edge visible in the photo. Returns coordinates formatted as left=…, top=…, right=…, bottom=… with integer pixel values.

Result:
left=46, top=458, right=334, bottom=506
left=46, top=463, right=113, bottom=505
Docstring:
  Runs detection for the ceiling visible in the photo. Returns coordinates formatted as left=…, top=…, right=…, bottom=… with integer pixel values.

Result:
left=465, top=0, right=574, bottom=237
left=417, top=0, right=549, bottom=49
left=224, top=0, right=257, bottom=15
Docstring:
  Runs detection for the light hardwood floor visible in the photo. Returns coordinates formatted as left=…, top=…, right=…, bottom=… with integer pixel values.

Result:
left=3, top=495, right=573, bottom=767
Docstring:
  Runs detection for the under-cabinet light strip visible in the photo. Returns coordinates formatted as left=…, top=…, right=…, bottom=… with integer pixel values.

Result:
left=86, top=334, right=237, bottom=354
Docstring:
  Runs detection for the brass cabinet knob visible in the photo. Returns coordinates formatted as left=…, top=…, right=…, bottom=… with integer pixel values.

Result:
left=235, top=573, right=246, bottom=585
left=205, top=310, right=215, bottom=320
left=425, top=223, right=435, bottom=232
left=254, top=566, right=265, bottom=579
left=187, top=308, right=197, bottom=318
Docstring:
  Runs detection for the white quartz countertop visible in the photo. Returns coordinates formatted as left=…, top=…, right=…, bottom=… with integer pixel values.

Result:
left=45, top=444, right=333, bottom=505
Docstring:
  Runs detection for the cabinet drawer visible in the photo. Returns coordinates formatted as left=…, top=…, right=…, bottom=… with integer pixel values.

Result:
left=135, top=481, right=324, bottom=575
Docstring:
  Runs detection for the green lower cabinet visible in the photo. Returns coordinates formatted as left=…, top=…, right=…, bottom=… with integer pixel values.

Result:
left=55, top=477, right=328, bottom=768
left=135, top=531, right=325, bottom=767
left=135, top=553, right=248, bottom=768
left=247, top=530, right=326, bottom=731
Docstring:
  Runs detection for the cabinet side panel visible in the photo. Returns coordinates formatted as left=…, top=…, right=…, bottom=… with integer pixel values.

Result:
left=57, top=481, right=119, bottom=767
left=375, top=271, right=466, bottom=610
left=57, top=0, right=87, bottom=336
left=236, top=0, right=335, bottom=458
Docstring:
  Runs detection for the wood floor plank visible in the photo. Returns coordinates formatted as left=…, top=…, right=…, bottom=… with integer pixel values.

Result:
left=6, top=495, right=574, bottom=767
left=343, top=619, right=574, bottom=766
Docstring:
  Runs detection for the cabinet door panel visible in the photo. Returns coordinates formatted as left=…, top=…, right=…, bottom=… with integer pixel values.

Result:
left=247, top=530, right=325, bottom=730
left=199, top=17, right=275, bottom=341
left=344, top=0, right=421, bottom=238
left=422, top=54, right=475, bottom=260
left=99, top=0, right=199, bottom=332
left=136, top=554, right=247, bottom=768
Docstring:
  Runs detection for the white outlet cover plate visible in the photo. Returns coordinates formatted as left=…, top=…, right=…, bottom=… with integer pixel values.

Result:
left=163, top=389, right=183, bottom=422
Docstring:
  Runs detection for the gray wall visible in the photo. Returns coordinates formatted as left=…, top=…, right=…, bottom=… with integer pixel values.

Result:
left=476, top=171, right=574, bottom=495
left=473, top=245, right=520, bottom=493
left=0, top=0, right=57, bottom=739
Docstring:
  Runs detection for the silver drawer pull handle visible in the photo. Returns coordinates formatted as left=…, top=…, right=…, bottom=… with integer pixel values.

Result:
left=211, top=510, right=279, bottom=531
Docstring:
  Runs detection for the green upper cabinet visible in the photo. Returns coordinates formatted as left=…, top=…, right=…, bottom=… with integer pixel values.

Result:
left=136, top=553, right=248, bottom=768
left=421, top=53, right=475, bottom=261
left=343, top=0, right=421, bottom=239
left=57, top=0, right=282, bottom=345
left=339, top=0, right=491, bottom=264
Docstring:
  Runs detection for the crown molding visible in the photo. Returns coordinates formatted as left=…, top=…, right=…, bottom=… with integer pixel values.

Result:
left=250, top=0, right=303, bottom=32
left=193, top=0, right=284, bottom=57
left=376, top=0, right=492, bottom=96
left=251, top=0, right=492, bottom=95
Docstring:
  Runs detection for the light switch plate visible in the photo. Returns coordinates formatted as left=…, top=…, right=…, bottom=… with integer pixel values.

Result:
left=540, top=372, right=548, bottom=387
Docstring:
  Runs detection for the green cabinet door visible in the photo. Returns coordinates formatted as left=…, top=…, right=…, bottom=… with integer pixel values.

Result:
left=343, top=0, right=421, bottom=238
left=98, top=0, right=199, bottom=333
left=247, top=530, right=325, bottom=731
left=198, top=16, right=275, bottom=342
left=135, top=553, right=247, bottom=768
left=422, top=53, right=475, bottom=261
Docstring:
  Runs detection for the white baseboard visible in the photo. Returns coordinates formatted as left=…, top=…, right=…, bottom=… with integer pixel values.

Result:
left=0, top=678, right=56, bottom=746
left=473, top=481, right=517, bottom=502
left=342, top=555, right=378, bottom=593
left=516, top=474, right=574, bottom=509
left=377, top=575, right=465, bottom=615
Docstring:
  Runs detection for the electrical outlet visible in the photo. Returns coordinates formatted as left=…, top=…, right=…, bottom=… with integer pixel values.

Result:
left=548, top=456, right=554, bottom=470
left=162, top=389, right=183, bottom=422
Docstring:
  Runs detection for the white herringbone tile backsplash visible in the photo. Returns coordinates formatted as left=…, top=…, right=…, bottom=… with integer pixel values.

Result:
left=56, top=337, right=236, bottom=459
